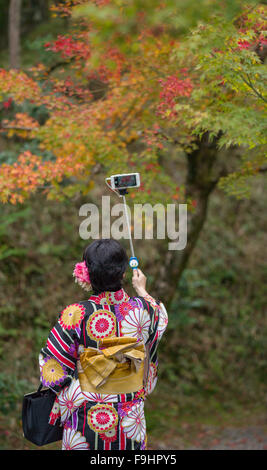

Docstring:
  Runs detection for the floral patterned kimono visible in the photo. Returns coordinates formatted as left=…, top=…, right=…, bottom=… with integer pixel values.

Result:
left=39, top=288, right=168, bottom=450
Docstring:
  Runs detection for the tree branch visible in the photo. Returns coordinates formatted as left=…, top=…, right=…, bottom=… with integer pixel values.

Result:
left=1, top=125, right=35, bottom=131
left=240, top=72, right=267, bottom=103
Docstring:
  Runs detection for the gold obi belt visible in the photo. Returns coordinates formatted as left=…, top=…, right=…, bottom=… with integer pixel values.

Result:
left=78, top=337, right=146, bottom=394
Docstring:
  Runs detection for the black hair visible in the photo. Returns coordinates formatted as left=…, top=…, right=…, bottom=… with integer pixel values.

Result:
left=83, top=239, right=128, bottom=294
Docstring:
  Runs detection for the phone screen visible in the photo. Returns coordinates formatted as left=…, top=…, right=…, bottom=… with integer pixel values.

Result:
left=114, top=174, right=137, bottom=188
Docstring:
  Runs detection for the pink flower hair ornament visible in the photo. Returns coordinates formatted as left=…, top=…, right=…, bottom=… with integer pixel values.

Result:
left=73, top=261, right=92, bottom=291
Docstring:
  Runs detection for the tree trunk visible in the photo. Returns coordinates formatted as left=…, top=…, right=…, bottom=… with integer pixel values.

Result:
left=9, top=0, right=22, bottom=69
left=153, top=133, right=230, bottom=309
left=38, top=0, right=50, bottom=21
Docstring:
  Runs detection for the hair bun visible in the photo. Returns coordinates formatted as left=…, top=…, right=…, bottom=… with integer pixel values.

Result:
left=83, top=239, right=128, bottom=294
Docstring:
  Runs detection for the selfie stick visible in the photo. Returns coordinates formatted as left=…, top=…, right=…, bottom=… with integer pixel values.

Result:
left=105, top=179, right=139, bottom=270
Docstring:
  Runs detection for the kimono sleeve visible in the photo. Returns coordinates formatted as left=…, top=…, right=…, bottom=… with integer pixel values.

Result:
left=142, top=294, right=168, bottom=396
left=39, top=302, right=86, bottom=394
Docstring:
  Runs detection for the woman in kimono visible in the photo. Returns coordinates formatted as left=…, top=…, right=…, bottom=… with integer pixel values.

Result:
left=39, top=239, right=168, bottom=450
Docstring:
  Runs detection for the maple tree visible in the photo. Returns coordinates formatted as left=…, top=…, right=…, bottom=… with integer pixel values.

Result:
left=0, top=0, right=266, bottom=303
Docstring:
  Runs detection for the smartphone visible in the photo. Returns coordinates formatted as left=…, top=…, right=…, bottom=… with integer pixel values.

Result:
left=110, top=173, right=140, bottom=190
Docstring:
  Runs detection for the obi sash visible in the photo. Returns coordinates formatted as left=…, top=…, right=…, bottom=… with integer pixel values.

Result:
left=78, top=337, right=146, bottom=394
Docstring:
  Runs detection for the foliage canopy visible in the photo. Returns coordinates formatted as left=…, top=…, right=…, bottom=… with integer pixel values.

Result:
left=0, top=0, right=266, bottom=204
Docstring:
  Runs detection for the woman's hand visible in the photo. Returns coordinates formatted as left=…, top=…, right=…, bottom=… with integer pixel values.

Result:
left=132, top=268, right=148, bottom=297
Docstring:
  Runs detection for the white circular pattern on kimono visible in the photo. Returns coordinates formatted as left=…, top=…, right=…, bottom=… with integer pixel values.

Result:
left=58, top=379, right=85, bottom=423
left=82, top=391, right=118, bottom=403
left=94, top=293, right=108, bottom=306
left=39, top=353, right=45, bottom=368
left=105, top=289, right=129, bottom=305
left=121, top=401, right=146, bottom=442
left=87, top=404, right=118, bottom=433
left=62, top=428, right=89, bottom=450
left=120, top=307, right=150, bottom=343
left=86, top=309, right=116, bottom=341
left=157, top=302, right=168, bottom=340
left=99, top=426, right=117, bottom=443
left=145, top=363, right=158, bottom=395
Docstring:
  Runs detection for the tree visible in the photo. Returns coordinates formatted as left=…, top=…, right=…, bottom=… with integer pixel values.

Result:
left=8, top=0, right=22, bottom=69
left=0, top=0, right=266, bottom=306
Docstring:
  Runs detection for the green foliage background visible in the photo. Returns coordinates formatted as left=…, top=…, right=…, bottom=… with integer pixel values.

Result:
left=0, top=178, right=266, bottom=448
